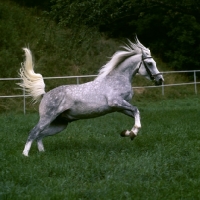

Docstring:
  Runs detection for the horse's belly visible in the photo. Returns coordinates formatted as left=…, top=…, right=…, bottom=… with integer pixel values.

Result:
left=61, top=104, right=112, bottom=120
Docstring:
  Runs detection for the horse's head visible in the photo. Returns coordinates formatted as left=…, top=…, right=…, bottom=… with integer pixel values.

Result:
left=138, top=50, right=164, bottom=85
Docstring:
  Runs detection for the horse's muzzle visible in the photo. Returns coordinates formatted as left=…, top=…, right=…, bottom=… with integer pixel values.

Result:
left=154, top=74, right=164, bottom=86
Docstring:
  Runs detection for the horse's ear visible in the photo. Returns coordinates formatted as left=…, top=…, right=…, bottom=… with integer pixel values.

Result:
left=141, top=49, right=147, bottom=60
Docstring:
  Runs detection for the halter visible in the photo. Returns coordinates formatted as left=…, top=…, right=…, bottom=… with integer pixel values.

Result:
left=138, top=56, right=162, bottom=80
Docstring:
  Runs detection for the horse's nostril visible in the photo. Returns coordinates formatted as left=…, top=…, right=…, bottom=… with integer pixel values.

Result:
left=155, top=78, right=163, bottom=86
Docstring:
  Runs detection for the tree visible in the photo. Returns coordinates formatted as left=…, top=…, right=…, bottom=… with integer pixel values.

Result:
left=11, top=0, right=200, bottom=71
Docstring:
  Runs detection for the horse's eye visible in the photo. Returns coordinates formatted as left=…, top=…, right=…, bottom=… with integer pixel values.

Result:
left=147, top=62, right=152, bottom=66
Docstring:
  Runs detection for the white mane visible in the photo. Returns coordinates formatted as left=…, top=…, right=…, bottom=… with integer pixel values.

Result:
left=96, top=37, right=150, bottom=79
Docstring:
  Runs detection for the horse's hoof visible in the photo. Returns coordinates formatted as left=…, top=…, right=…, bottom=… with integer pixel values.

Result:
left=22, top=151, right=29, bottom=157
left=130, top=131, right=136, bottom=140
left=120, top=130, right=127, bottom=137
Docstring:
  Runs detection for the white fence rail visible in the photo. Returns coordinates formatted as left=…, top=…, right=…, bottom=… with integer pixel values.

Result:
left=1, top=70, right=200, bottom=114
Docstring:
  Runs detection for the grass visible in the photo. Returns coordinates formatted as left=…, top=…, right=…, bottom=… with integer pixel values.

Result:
left=1, top=96, right=200, bottom=199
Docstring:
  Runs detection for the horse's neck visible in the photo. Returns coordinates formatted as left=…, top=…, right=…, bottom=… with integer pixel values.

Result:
left=109, top=56, right=140, bottom=82
left=95, top=54, right=140, bottom=87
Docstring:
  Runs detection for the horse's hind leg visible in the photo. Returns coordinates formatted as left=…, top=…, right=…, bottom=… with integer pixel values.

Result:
left=36, top=118, right=68, bottom=152
left=23, top=125, right=43, bottom=156
left=23, top=117, right=68, bottom=156
left=22, top=116, right=55, bottom=156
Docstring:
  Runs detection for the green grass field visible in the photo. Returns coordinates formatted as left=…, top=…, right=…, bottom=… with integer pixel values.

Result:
left=1, top=96, right=200, bottom=199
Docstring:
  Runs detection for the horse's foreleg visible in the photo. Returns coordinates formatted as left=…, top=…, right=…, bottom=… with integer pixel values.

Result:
left=121, top=110, right=141, bottom=138
left=109, top=99, right=141, bottom=140
left=131, top=109, right=141, bottom=134
left=120, top=110, right=141, bottom=140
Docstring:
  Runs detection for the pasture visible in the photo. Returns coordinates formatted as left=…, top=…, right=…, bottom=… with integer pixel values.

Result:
left=1, top=96, right=200, bottom=199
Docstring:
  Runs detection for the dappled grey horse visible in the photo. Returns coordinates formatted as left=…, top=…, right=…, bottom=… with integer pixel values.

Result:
left=18, top=38, right=164, bottom=156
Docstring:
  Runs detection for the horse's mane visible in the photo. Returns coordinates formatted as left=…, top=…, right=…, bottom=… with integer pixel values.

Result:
left=96, top=37, right=151, bottom=79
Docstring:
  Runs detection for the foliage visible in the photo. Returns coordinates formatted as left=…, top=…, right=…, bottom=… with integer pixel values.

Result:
left=7, top=0, right=51, bottom=10
left=0, top=1, right=47, bottom=78
left=0, top=1, right=120, bottom=85
left=2, top=0, right=200, bottom=74
left=47, top=0, right=200, bottom=71
left=1, top=97, right=200, bottom=199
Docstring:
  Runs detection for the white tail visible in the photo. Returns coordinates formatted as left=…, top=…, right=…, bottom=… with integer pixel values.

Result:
left=17, top=48, right=45, bottom=103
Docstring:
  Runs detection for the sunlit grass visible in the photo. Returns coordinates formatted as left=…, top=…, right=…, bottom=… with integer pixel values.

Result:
left=1, top=96, right=200, bottom=199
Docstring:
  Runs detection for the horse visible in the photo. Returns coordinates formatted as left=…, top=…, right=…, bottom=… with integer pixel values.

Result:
left=17, top=37, right=164, bottom=156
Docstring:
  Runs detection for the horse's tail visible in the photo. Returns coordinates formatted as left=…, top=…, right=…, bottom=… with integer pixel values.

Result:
left=17, top=48, right=45, bottom=103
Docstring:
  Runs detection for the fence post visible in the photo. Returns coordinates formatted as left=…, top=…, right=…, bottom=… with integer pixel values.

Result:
left=162, top=83, right=164, bottom=95
left=194, top=71, right=197, bottom=94
left=77, top=77, right=79, bottom=85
